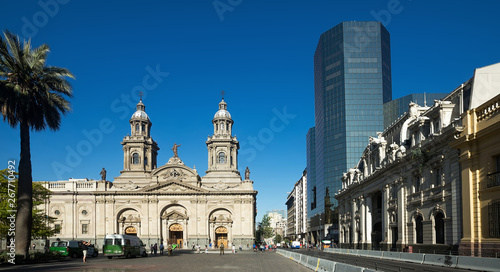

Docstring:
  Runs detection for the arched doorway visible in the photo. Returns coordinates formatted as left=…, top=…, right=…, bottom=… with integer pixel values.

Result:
left=169, top=223, right=183, bottom=248
left=435, top=212, right=445, bottom=244
left=415, top=215, right=423, bottom=244
left=125, top=226, right=137, bottom=236
left=215, top=226, right=228, bottom=248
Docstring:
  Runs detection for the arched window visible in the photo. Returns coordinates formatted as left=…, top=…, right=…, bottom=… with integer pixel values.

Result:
left=220, top=123, right=225, bottom=131
left=135, top=124, right=139, bottom=132
left=415, top=215, right=423, bottom=243
left=435, top=212, right=445, bottom=244
left=132, top=153, right=140, bottom=164
left=219, top=152, right=226, bottom=163
left=142, top=124, right=145, bottom=133
left=414, top=176, right=421, bottom=193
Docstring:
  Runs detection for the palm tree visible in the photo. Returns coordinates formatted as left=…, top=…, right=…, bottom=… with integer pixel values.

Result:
left=0, top=30, right=74, bottom=259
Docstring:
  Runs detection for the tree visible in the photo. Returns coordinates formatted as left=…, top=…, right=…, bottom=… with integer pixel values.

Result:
left=0, top=30, right=73, bottom=259
left=0, top=169, right=57, bottom=238
left=259, top=214, right=274, bottom=240
left=274, top=234, right=282, bottom=244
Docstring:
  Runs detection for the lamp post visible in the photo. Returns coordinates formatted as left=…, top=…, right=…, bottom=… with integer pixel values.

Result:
left=319, top=216, right=322, bottom=250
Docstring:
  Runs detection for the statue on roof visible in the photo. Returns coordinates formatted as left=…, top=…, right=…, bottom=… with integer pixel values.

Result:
left=245, top=167, right=250, bottom=180
left=171, top=143, right=182, bottom=157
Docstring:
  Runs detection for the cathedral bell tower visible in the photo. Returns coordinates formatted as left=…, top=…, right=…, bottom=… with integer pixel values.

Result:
left=120, top=99, right=159, bottom=174
left=204, top=98, right=241, bottom=182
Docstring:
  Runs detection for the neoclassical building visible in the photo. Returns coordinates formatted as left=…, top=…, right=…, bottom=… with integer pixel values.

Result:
left=39, top=98, right=257, bottom=249
left=336, top=63, right=500, bottom=252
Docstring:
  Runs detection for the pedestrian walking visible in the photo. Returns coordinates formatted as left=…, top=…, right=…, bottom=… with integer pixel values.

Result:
left=196, top=244, right=200, bottom=253
left=205, top=245, right=208, bottom=253
left=219, top=243, right=224, bottom=255
left=160, top=243, right=164, bottom=255
left=232, top=244, right=235, bottom=254
left=154, top=243, right=158, bottom=255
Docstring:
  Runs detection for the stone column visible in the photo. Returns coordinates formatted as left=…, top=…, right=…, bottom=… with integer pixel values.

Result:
left=352, top=198, right=358, bottom=245
left=360, top=196, right=366, bottom=248
left=366, top=195, right=373, bottom=249
left=397, top=180, right=406, bottom=247
left=382, top=185, right=389, bottom=243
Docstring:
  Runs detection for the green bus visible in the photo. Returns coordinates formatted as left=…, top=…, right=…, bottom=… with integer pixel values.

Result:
left=103, top=234, right=147, bottom=259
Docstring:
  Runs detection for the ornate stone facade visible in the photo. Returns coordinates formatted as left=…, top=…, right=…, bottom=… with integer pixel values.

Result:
left=336, top=86, right=464, bottom=252
left=39, top=98, right=257, bottom=249
left=336, top=63, right=500, bottom=253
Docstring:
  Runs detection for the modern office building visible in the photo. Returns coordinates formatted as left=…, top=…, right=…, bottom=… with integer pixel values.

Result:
left=307, top=21, right=392, bottom=238
left=384, top=93, right=447, bottom=128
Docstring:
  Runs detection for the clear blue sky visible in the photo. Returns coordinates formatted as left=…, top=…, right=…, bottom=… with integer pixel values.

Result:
left=1, top=0, right=499, bottom=222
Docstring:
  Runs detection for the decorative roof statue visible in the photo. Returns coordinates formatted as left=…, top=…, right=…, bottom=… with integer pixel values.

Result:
left=171, top=143, right=182, bottom=157
left=100, top=168, right=107, bottom=181
left=245, top=167, right=250, bottom=180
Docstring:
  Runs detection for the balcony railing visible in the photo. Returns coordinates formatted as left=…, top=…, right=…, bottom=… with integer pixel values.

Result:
left=487, top=171, right=500, bottom=188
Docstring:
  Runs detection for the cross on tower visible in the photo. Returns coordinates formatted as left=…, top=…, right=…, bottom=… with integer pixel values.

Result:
left=139, top=91, right=144, bottom=101
left=220, top=90, right=225, bottom=99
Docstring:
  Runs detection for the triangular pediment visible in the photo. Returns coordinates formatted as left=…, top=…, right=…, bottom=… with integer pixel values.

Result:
left=140, top=180, right=208, bottom=193
left=161, top=210, right=188, bottom=220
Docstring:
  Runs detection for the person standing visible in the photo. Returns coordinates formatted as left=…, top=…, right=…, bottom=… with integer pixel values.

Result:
left=232, top=244, right=235, bottom=254
left=219, top=243, right=224, bottom=255
left=160, top=243, right=164, bottom=255
left=168, top=244, right=173, bottom=256
left=196, top=244, right=200, bottom=253
left=153, top=243, right=158, bottom=255
left=82, top=240, right=90, bottom=263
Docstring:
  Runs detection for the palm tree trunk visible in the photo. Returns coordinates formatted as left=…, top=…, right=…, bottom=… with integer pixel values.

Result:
left=15, top=122, right=33, bottom=259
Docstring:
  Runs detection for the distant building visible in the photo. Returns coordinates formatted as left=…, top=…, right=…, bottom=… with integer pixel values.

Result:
left=286, top=170, right=308, bottom=243
left=451, top=63, right=500, bottom=257
left=308, top=21, right=392, bottom=244
left=267, top=211, right=286, bottom=238
left=265, top=209, right=286, bottom=220
left=384, top=93, right=447, bottom=128
left=336, top=63, right=500, bottom=253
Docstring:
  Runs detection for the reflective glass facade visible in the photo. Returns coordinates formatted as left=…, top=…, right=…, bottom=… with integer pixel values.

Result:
left=309, top=22, right=392, bottom=217
left=383, top=93, right=447, bottom=128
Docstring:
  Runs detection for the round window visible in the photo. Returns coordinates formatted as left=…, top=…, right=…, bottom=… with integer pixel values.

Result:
left=82, top=210, right=88, bottom=216
left=54, top=210, right=60, bottom=215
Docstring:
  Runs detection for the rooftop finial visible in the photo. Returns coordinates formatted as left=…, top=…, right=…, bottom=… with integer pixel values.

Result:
left=220, top=90, right=225, bottom=100
left=139, top=91, right=144, bottom=101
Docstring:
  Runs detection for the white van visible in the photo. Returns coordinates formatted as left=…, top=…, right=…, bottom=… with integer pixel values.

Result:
left=103, top=234, right=147, bottom=259
left=291, top=241, right=301, bottom=249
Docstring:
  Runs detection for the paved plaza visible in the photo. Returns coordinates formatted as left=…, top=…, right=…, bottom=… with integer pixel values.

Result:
left=0, top=250, right=312, bottom=272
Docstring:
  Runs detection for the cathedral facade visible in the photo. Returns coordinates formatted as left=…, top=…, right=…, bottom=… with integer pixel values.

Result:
left=39, top=98, right=257, bottom=249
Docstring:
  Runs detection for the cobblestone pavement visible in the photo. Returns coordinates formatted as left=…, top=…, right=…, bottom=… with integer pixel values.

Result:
left=0, top=250, right=312, bottom=272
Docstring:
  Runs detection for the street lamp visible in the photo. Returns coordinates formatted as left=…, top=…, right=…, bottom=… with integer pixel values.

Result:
left=319, top=216, right=322, bottom=250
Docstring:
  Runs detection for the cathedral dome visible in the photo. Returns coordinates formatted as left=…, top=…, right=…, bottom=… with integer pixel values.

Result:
left=131, top=100, right=149, bottom=119
left=132, top=110, right=149, bottom=119
left=214, top=109, right=231, bottom=119
left=214, top=99, right=231, bottom=119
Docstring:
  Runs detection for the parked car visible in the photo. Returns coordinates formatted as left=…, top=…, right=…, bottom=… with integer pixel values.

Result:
left=103, top=234, right=147, bottom=259
left=88, top=244, right=99, bottom=257
left=49, top=240, right=83, bottom=258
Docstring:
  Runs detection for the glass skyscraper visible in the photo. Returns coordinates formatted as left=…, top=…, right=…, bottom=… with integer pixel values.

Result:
left=383, top=93, right=447, bottom=128
left=308, top=21, right=392, bottom=217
